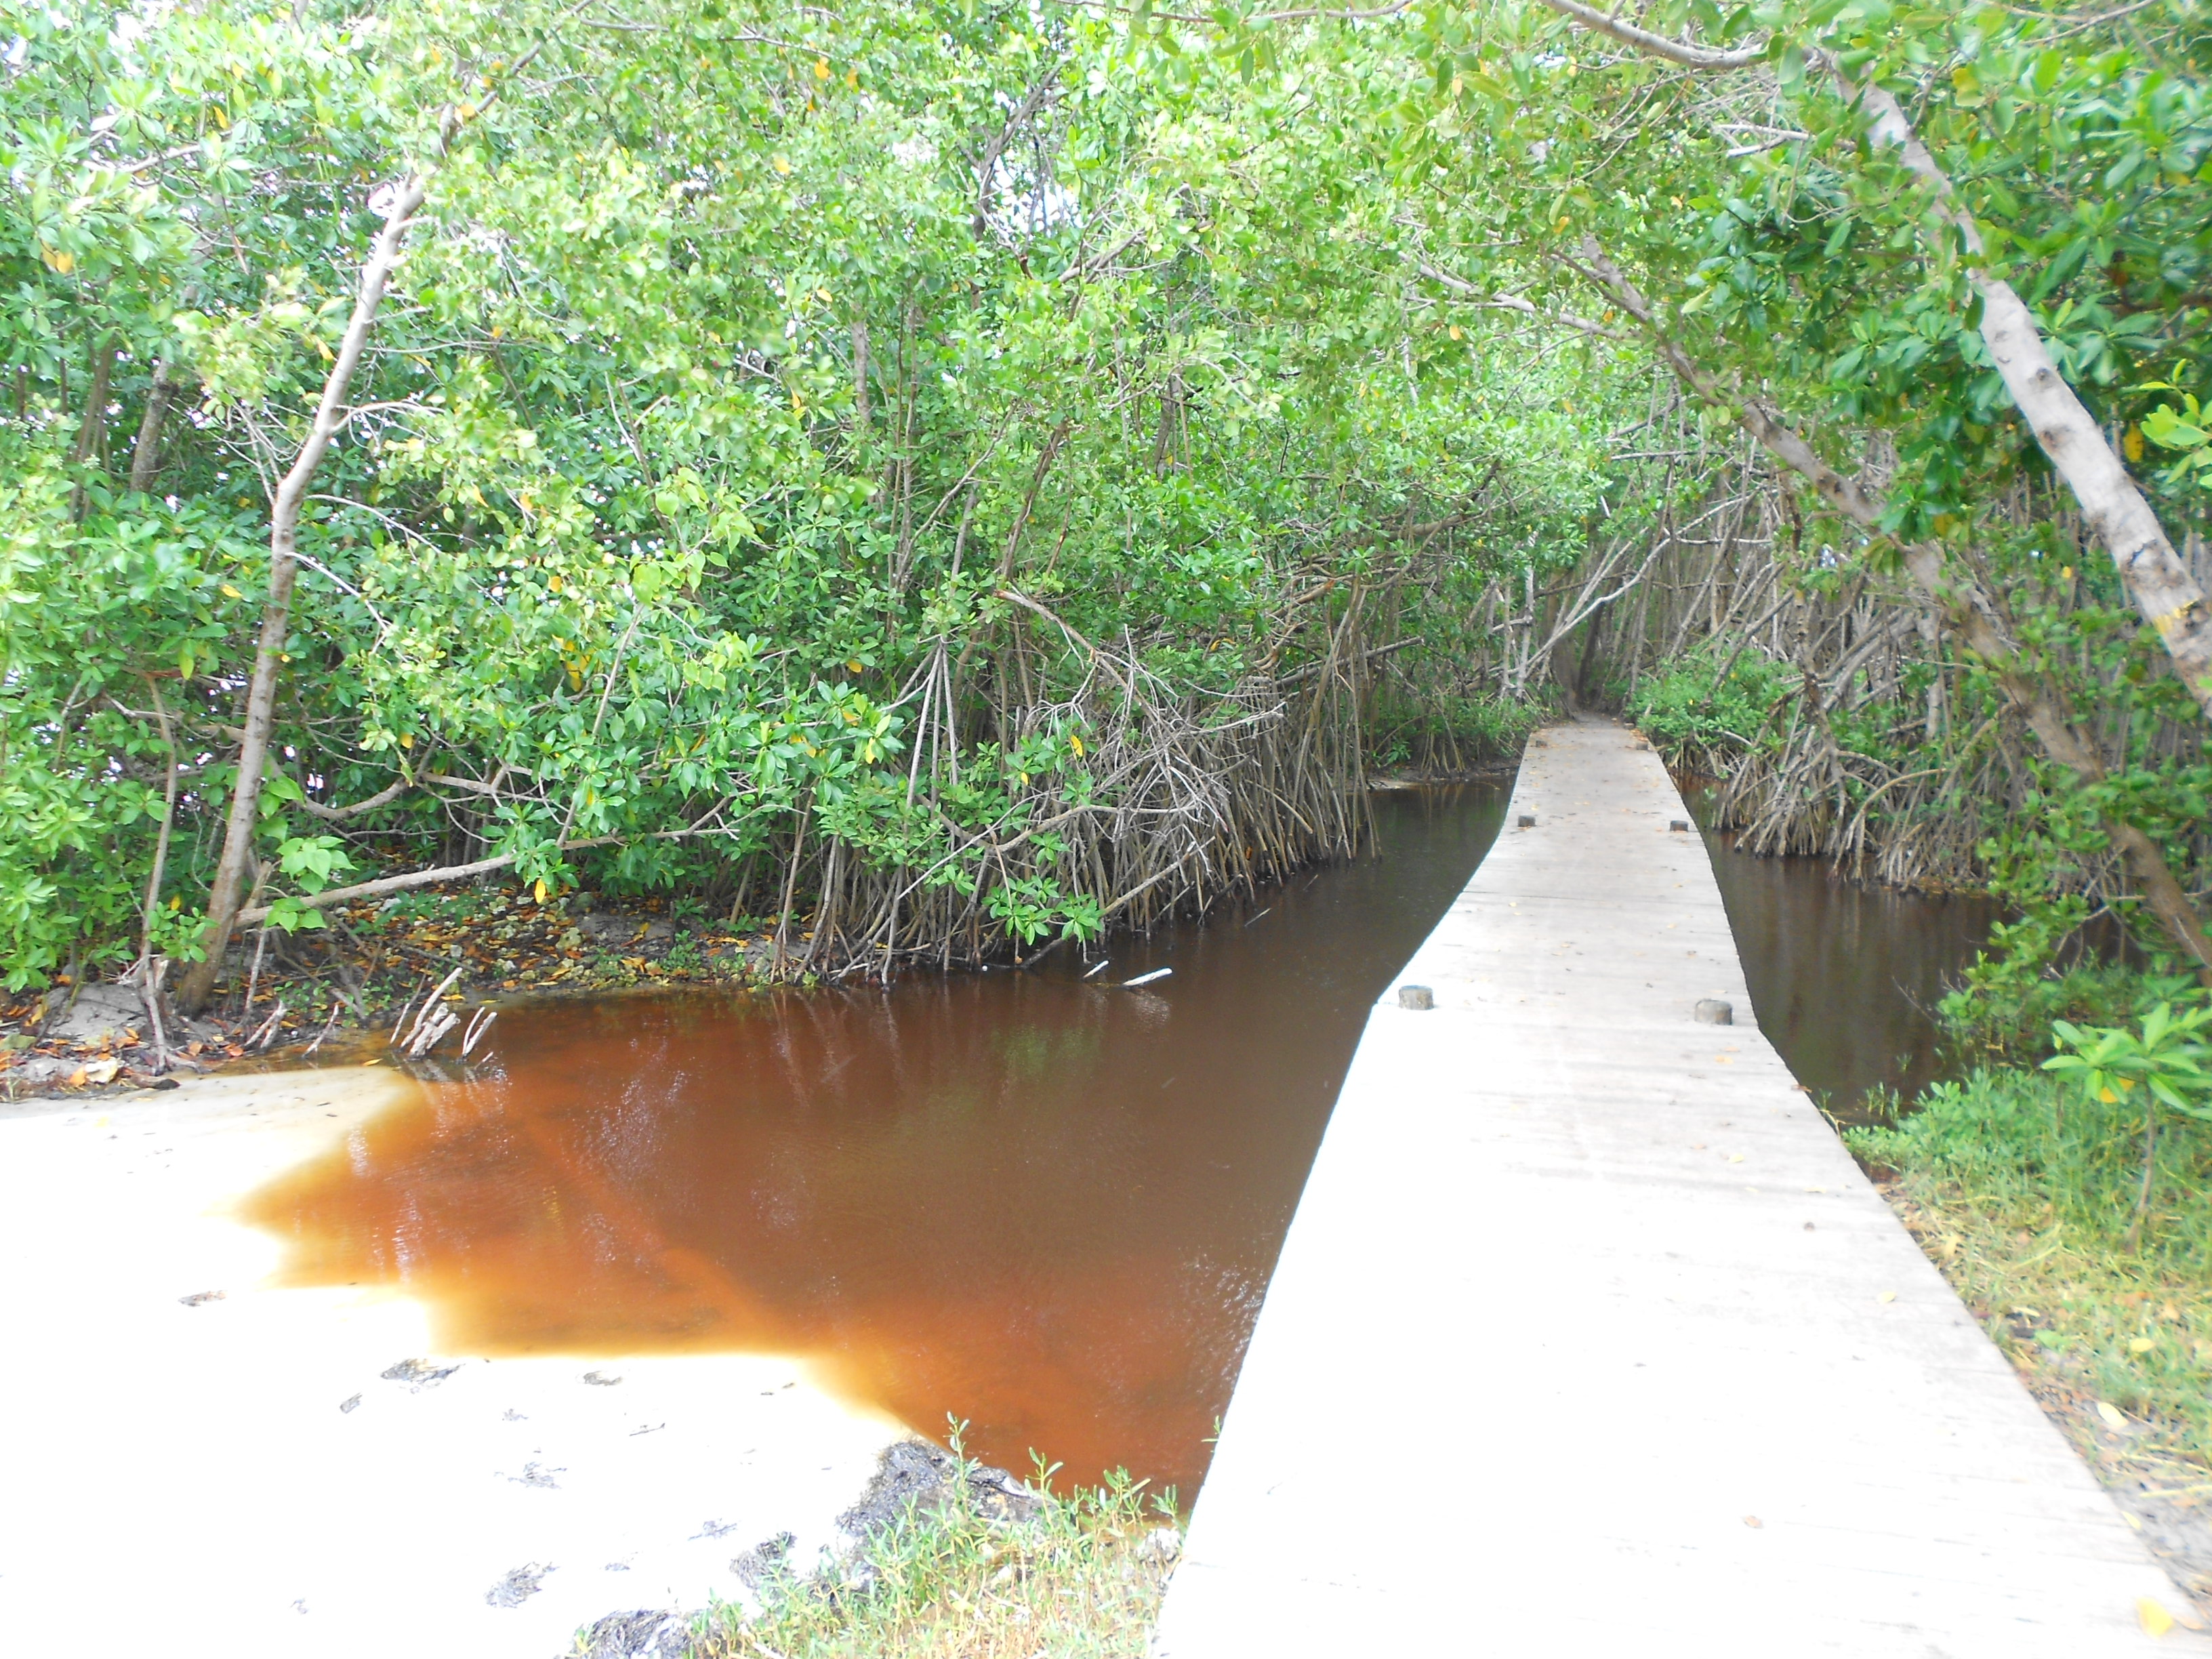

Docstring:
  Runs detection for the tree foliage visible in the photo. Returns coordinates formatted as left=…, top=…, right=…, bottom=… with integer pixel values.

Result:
left=3, top=0, right=2207, bottom=991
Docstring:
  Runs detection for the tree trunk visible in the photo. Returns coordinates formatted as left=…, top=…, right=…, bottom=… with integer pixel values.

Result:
left=176, top=171, right=435, bottom=1013
left=850, top=316, right=870, bottom=432
left=1580, top=239, right=2212, bottom=974
left=1534, top=11, right=2212, bottom=724
left=68, top=336, right=117, bottom=520
left=1839, top=70, right=2212, bottom=726
left=129, top=359, right=178, bottom=493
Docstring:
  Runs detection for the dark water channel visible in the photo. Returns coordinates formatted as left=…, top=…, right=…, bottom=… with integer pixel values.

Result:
left=247, top=777, right=1994, bottom=1497
left=1695, top=822, right=1996, bottom=1123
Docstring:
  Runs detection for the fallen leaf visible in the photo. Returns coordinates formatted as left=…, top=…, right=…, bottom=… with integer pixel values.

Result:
left=2139, top=1598, right=2175, bottom=1637
left=1877, top=1290, right=1898, bottom=1304
left=2129, top=1337, right=2155, bottom=1355
left=83, top=1057, right=121, bottom=1084
left=1742, top=1515, right=1763, bottom=1529
left=2097, top=1401, right=2128, bottom=1431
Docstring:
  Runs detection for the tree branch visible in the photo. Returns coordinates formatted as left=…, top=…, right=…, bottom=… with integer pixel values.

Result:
left=1538, top=0, right=1767, bottom=69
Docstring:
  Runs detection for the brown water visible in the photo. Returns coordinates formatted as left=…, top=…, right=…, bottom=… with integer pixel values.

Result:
left=245, top=777, right=1994, bottom=1499
left=245, top=785, right=1511, bottom=1500
left=1696, top=823, right=1996, bottom=1122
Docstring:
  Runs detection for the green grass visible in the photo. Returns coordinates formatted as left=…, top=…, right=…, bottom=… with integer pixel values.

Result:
left=691, top=1463, right=1179, bottom=1659
left=1849, top=1066, right=2212, bottom=1475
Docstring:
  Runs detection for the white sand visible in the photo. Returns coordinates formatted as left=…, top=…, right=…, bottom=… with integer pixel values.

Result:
left=0, top=1067, right=907, bottom=1658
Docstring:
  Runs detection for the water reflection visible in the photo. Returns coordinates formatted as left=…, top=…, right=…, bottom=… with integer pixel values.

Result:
left=246, top=785, right=1509, bottom=1497
left=1694, top=818, right=1995, bottom=1120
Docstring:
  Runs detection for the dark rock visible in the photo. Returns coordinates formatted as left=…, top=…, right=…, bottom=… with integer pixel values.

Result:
left=484, top=1563, right=549, bottom=1608
left=574, top=1609, right=693, bottom=1658
left=381, top=1357, right=462, bottom=1388
left=839, top=1439, right=1042, bottom=1538
left=730, top=1531, right=796, bottom=1586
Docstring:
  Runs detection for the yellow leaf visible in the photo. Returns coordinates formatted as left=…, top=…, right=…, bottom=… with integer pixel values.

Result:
left=846, top=67, right=859, bottom=88
left=2060, top=565, right=2074, bottom=580
left=222, top=584, right=242, bottom=598
left=211, top=104, right=229, bottom=129
left=548, top=573, right=563, bottom=592
left=2139, top=1598, right=2175, bottom=1637
left=814, top=57, right=831, bottom=79
left=40, top=245, right=75, bottom=274
left=771, top=154, right=792, bottom=175
left=2124, top=424, right=2145, bottom=462
left=1877, top=1290, right=1897, bottom=1303
left=847, top=658, right=863, bottom=672
left=1448, top=324, right=1462, bottom=340
left=398, top=733, right=413, bottom=748
left=1071, top=734, right=1084, bottom=756
left=2096, top=1400, right=2127, bottom=1430
left=533, top=878, right=548, bottom=904
left=2128, top=1336, right=2154, bottom=1355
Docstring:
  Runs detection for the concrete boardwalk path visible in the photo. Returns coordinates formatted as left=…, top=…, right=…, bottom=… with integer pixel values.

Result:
left=1154, top=718, right=2204, bottom=1657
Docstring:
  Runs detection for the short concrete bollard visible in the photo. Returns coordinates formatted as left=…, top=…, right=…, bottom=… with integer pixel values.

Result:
left=1517, top=814, right=1536, bottom=828
left=1397, top=985, right=1435, bottom=1010
left=1694, top=998, right=1734, bottom=1025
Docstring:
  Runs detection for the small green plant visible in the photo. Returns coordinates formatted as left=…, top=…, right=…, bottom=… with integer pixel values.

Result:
left=690, top=1434, right=1179, bottom=1659
left=1629, top=647, right=1793, bottom=769
left=261, top=834, right=357, bottom=933
left=2045, top=1003, right=2212, bottom=1242
left=2133, top=371, right=2211, bottom=493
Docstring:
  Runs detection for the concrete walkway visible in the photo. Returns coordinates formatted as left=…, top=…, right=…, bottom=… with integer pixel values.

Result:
left=1155, top=718, right=2206, bottom=1657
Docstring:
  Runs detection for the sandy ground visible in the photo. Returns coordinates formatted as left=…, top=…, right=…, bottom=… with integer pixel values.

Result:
left=0, top=1067, right=907, bottom=1658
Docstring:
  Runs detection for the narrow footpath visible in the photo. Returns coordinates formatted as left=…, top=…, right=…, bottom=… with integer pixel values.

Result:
left=1155, top=718, right=2206, bottom=1657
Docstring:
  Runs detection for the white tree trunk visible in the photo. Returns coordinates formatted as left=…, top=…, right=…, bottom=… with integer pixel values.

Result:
left=176, top=172, right=433, bottom=1012
left=1580, top=238, right=2212, bottom=972
left=1840, top=69, right=2212, bottom=724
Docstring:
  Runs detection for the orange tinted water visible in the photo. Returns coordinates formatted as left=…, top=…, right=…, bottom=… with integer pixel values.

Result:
left=245, top=785, right=1509, bottom=1498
